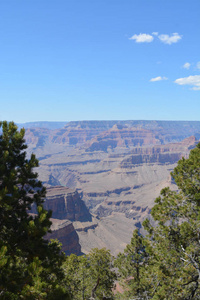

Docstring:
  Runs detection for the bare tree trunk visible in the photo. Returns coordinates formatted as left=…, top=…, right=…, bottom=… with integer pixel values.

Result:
left=90, top=277, right=100, bottom=299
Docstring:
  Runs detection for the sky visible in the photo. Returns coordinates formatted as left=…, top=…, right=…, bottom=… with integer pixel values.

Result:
left=0, top=0, right=200, bottom=123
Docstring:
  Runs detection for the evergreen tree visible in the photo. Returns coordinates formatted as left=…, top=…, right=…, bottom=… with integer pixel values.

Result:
left=0, top=121, right=69, bottom=299
left=64, top=254, right=90, bottom=299
left=115, top=229, right=152, bottom=299
left=88, top=248, right=116, bottom=299
left=64, top=248, right=116, bottom=299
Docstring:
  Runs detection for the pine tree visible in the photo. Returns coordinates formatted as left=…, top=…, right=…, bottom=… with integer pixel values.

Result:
left=0, top=121, right=69, bottom=299
left=64, top=248, right=116, bottom=299
left=115, top=229, right=152, bottom=299
left=88, top=248, right=116, bottom=299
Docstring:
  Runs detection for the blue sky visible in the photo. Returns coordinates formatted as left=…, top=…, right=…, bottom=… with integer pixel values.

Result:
left=0, top=0, right=200, bottom=123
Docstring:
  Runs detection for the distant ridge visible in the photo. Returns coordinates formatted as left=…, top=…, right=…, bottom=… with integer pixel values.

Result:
left=17, top=121, right=67, bottom=130
left=64, top=120, right=200, bottom=135
left=17, top=120, right=200, bottom=137
left=16, top=120, right=200, bottom=131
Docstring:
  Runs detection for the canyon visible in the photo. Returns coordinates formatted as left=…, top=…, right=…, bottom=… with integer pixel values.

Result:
left=24, top=120, right=200, bottom=255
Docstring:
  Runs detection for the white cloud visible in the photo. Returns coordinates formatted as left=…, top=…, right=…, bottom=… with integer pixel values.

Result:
left=129, top=32, right=182, bottom=45
left=129, top=33, right=154, bottom=43
left=183, top=62, right=191, bottom=69
left=197, top=62, right=200, bottom=70
left=158, top=33, right=182, bottom=45
left=174, top=75, right=200, bottom=90
left=150, top=76, right=168, bottom=82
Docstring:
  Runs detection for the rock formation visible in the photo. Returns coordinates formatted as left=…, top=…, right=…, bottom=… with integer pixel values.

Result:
left=86, top=125, right=161, bottom=152
left=46, top=218, right=81, bottom=255
left=44, top=186, right=92, bottom=222
left=31, top=186, right=92, bottom=255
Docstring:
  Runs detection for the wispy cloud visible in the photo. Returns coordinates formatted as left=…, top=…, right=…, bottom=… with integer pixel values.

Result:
left=150, top=76, right=168, bottom=82
left=174, top=75, right=200, bottom=91
left=183, top=62, right=191, bottom=69
left=129, top=33, right=154, bottom=43
left=197, top=62, right=200, bottom=70
left=152, top=32, right=158, bottom=36
left=158, top=33, right=182, bottom=45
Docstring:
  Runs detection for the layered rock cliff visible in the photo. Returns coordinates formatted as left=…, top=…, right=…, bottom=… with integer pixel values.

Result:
left=31, top=186, right=92, bottom=255
left=86, top=125, right=161, bottom=152
left=44, top=186, right=92, bottom=222
left=120, top=136, right=197, bottom=167
left=46, top=218, right=81, bottom=255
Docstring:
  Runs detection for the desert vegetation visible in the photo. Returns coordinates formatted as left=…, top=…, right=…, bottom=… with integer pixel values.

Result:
left=1, top=121, right=200, bottom=299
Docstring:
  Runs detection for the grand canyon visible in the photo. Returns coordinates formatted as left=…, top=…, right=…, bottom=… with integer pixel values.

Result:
left=23, top=120, right=200, bottom=255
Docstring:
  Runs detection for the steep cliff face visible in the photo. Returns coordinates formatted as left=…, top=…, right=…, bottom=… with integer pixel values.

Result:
left=46, top=218, right=81, bottom=255
left=30, top=186, right=92, bottom=255
left=44, top=186, right=92, bottom=222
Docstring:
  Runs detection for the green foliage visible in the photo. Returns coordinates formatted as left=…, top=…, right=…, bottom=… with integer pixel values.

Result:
left=0, top=121, right=69, bottom=299
left=64, top=254, right=90, bottom=299
left=115, top=229, right=152, bottom=299
left=64, top=248, right=116, bottom=299
left=88, top=248, right=117, bottom=299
